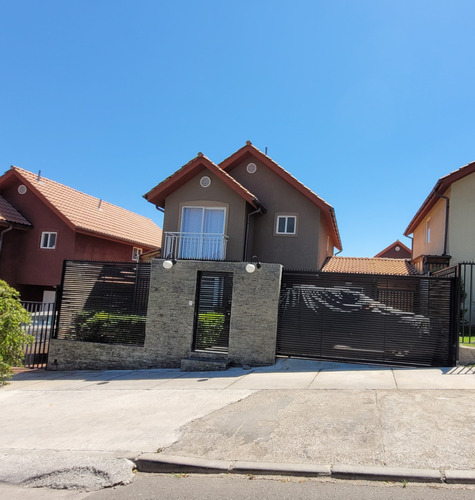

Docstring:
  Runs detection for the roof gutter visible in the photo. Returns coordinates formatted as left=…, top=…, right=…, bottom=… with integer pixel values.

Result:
left=0, top=224, right=13, bottom=254
left=243, top=199, right=266, bottom=262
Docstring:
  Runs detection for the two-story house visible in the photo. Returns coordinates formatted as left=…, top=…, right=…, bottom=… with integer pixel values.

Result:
left=404, top=161, right=475, bottom=274
left=0, top=166, right=162, bottom=302
left=144, top=141, right=341, bottom=270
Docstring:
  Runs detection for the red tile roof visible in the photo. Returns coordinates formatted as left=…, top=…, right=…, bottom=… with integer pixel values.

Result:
left=219, top=142, right=342, bottom=251
left=405, top=161, right=475, bottom=236
left=0, top=194, right=31, bottom=227
left=5, top=167, right=162, bottom=248
left=144, top=153, right=261, bottom=209
left=322, top=256, right=419, bottom=276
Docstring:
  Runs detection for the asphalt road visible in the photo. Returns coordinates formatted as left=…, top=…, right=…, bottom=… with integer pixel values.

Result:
left=2, top=474, right=475, bottom=500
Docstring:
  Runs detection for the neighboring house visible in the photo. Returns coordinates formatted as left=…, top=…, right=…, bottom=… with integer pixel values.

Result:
left=322, top=256, right=418, bottom=276
left=404, top=161, right=475, bottom=274
left=143, top=141, right=341, bottom=270
left=374, top=240, right=411, bottom=259
left=0, top=166, right=162, bottom=302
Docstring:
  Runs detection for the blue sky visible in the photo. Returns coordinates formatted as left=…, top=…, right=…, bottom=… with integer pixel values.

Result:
left=1, top=1, right=474, bottom=257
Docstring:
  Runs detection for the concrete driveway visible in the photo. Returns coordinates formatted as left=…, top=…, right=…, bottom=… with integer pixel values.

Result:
left=1, top=359, right=475, bottom=489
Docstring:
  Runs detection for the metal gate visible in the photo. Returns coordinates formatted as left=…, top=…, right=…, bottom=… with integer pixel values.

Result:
left=22, top=302, right=57, bottom=368
left=277, top=271, right=458, bottom=367
left=193, top=271, right=233, bottom=353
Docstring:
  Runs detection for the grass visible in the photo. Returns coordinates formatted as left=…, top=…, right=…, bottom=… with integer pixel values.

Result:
left=460, top=336, right=475, bottom=345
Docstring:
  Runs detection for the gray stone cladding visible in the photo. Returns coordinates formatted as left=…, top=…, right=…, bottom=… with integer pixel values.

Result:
left=47, top=259, right=283, bottom=370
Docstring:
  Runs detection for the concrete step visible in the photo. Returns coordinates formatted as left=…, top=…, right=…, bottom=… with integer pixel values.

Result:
left=180, top=356, right=230, bottom=372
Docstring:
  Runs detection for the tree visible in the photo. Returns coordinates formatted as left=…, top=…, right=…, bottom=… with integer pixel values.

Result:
left=0, top=280, right=33, bottom=385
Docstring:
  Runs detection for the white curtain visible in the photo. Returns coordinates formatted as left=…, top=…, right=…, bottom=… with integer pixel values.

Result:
left=180, top=208, right=225, bottom=259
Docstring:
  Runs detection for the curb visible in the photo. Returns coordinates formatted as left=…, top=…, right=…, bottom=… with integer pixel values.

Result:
left=135, top=453, right=475, bottom=484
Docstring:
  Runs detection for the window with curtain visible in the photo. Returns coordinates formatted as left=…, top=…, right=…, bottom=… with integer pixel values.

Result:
left=180, top=207, right=226, bottom=259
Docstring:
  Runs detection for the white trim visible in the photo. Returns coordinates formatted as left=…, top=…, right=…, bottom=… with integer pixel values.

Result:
left=276, top=215, right=297, bottom=235
left=132, top=247, right=142, bottom=262
left=40, top=231, right=57, bottom=249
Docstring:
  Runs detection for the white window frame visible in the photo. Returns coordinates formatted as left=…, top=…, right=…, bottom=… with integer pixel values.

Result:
left=132, top=247, right=142, bottom=262
left=426, top=219, right=431, bottom=245
left=40, top=231, right=57, bottom=249
left=275, top=215, right=297, bottom=235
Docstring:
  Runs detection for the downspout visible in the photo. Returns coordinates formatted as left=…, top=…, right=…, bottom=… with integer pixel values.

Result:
left=243, top=199, right=266, bottom=262
left=436, top=192, right=450, bottom=256
left=0, top=224, right=13, bottom=254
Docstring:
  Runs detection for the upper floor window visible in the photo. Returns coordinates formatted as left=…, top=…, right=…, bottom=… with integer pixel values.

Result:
left=132, top=247, right=142, bottom=262
left=426, top=219, right=431, bottom=244
left=276, top=215, right=297, bottom=235
left=40, top=232, right=57, bottom=249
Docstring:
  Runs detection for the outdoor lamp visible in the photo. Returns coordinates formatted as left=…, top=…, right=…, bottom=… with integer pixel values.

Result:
left=163, top=253, right=177, bottom=269
left=245, top=255, right=261, bottom=273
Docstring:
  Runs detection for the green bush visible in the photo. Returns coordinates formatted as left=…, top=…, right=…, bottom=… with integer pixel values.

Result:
left=0, top=280, right=33, bottom=385
left=197, top=312, right=225, bottom=348
left=74, top=310, right=146, bottom=343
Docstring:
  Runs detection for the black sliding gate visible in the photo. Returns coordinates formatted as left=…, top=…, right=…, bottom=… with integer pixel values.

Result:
left=277, top=271, right=458, bottom=367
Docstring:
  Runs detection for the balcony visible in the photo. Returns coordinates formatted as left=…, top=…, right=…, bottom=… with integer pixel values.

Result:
left=163, top=232, right=229, bottom=260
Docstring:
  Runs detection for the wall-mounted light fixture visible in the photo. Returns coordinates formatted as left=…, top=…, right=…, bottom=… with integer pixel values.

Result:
left=245, top=255, right=261, bottom=273
left=163, top=253, right=177, bottom=269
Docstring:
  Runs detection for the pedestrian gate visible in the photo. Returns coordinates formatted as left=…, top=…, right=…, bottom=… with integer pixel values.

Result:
left=277, top=271, right=458, bottom=367
left=193, top=271, right=233, bottom=353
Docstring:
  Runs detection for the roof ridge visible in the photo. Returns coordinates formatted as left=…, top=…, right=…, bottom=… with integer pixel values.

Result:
left=11, top=166, right=158, bottom=223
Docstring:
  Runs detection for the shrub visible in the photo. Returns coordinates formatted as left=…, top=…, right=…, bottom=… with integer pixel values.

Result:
left=196, top=312, right=226, bottom=348
left=0, top=280, right=33, bottom=385
left=74, top=310, right=146, bottom=343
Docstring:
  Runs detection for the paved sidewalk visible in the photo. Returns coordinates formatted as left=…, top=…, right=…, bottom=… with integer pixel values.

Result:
left=1, top=359, right=475, bottom=488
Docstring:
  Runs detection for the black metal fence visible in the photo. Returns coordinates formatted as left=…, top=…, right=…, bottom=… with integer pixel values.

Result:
left=55, top=261, right=151, bottom=346
left=21, top=301, right=56, bottom=368
left=435, top=262, right=475, bottom=344
left=277, top=271, right=458, bottom=367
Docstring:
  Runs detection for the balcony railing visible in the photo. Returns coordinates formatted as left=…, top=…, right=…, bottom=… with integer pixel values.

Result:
left=163, top=232, right=229, bottom=260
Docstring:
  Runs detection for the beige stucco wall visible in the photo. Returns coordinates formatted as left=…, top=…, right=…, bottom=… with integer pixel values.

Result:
left=229, top=157, right=323, bottom=270
left=447, top=173, right=475, bottom=263
left=412, top=193, right=448, bottom=260
left=163, top=170, right=248, bottom=261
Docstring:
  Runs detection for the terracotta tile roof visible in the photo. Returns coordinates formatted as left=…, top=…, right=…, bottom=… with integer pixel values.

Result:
left=405, top=161, right=475, bottom=236
left=8, top=167, right=162, bottom=248
left=322, top=256, right=419, bottom=276
left=0, top=194, right=31, bottom=227
left=219, top=142, right=342, bottom=251
left=144, top=153, right=261, bottom=210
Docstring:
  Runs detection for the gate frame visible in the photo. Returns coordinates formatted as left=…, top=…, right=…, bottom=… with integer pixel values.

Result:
left=277, top=270, right=459, bottom=367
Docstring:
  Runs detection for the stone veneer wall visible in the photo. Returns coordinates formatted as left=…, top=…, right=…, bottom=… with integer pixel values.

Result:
left=47, top=259, right=283, bottom=370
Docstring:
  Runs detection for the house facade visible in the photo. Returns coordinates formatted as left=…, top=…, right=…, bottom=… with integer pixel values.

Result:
left=144, top=142, right=341, bottom=270
left=374, top=240, right=411, bottom=260
left=404, top=161, right=475, bottom=274
left=0, top=166, right=162, bottom=302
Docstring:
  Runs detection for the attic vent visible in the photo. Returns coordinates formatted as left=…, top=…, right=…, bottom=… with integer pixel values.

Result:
left=200, top=176, right=211, bottom=188
left=246, top=162, right=257, bottom=174
left=18, top=184, right=27, bottom=195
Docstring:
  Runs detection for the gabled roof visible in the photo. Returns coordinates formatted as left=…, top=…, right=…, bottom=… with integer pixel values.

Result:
left=322, top=256, right=418, bottom=276
left=0, top=194, right=31, bottom=227
left=374, top=240, right=411, bottom=258
left=219, top=142, right=342, bottom=250
left=0, top=167, right=162, bottom=248
left=405, top=161, right=475, bottom=236
left=143, top=153, right=261, bottom=209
